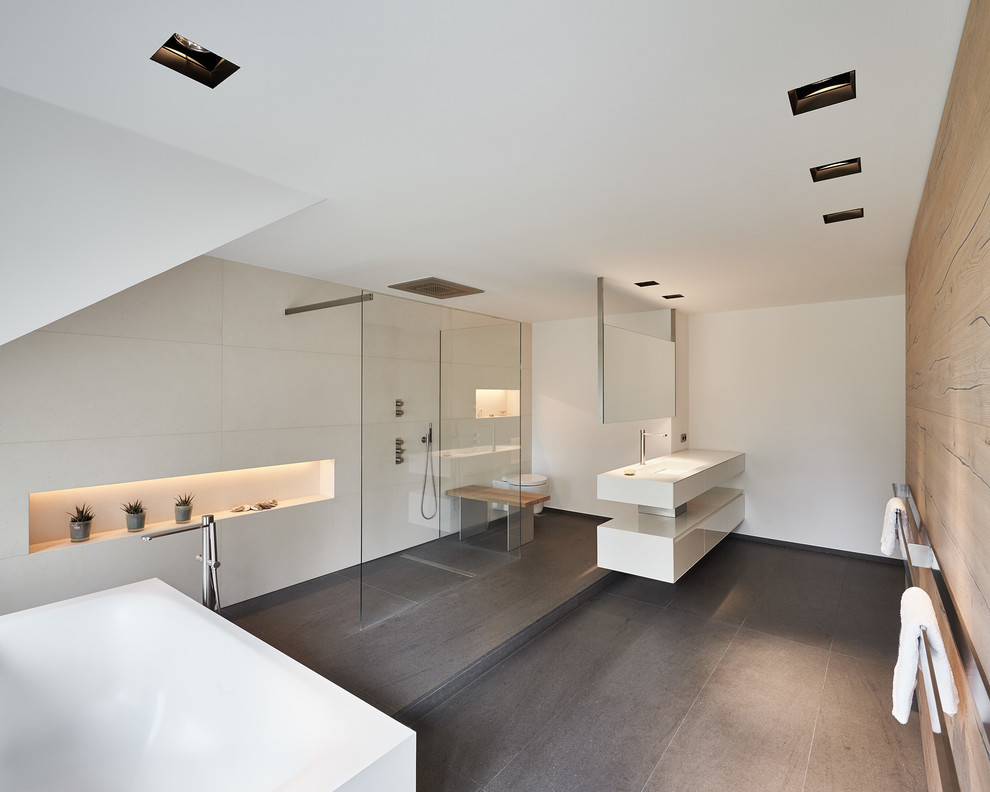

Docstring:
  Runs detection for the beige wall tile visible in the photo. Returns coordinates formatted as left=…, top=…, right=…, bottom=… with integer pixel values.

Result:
left=40, top=256, right=223, bottom=345
left=0, top=331, right=222, bottom=443
left=363, top=356, right=440, bottom=424
left=221, top=346, right=360, bottom=431
left=221, top=258, right=362, bottom=355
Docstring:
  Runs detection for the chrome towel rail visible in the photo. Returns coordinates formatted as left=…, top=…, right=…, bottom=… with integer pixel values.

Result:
left=892, top=484, right=990, bottom=792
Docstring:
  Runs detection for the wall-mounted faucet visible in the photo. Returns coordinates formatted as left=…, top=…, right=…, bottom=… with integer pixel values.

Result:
left=395, top=399, right=404, bottom=417
left=640, top=429, right=669, bottom=465
left=395, top=436, right=406, bottom=464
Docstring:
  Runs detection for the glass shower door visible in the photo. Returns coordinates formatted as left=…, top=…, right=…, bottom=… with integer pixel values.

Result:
left=359, top=294, right=522, bottom=628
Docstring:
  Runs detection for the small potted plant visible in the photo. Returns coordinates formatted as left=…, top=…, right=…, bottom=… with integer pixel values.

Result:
left=67, top=503, right=95, bottom=543
left=121, top=500, right=146, bottom=532
left=174, top=492, right=194, bottom=523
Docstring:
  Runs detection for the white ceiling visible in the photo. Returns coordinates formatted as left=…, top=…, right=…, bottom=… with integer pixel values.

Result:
left=0, top=1, right=971, bottom=333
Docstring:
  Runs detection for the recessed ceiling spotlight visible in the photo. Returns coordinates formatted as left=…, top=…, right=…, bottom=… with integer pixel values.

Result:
left=788, top=70, right=856, bottom=115
left=151, top=33, right=240, bottom=88
left=810, top=157, right=862, bottom=182
left=635, top=280, right=660, bottom=287
left=173, top=34, right=211, bottom=53
left=662, top=294, right=684, bottom=300
left=823, top=208, right=864, bottom=224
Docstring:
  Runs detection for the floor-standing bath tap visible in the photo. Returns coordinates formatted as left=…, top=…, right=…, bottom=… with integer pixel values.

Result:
left=198, top=515, right=220, bottom=611
left=143, top=514, right=221, bottom=610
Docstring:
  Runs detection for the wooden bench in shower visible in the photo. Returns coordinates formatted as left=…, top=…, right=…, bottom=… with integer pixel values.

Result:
left=445, top=485, right=550, bottom=549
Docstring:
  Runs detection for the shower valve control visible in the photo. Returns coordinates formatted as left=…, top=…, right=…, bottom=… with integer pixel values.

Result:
left=395, top=399, right=404, bottom=417
left=395, top=436, right=405, bottom=464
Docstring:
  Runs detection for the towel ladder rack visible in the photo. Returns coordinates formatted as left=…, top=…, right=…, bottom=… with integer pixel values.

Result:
left=893, top=483, right=990, bottom=792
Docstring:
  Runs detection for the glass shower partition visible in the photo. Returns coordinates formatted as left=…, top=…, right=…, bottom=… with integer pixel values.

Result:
left=438, top=317, right=523, bottom=555
left=360, top=293, right=521, bottom=628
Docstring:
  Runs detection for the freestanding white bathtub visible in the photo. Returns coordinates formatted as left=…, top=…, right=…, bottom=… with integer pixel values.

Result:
left=0, top=579, right=415, bottom=791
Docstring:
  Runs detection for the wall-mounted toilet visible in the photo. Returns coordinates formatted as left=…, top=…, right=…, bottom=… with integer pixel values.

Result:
left=493, top=473, right=550, bottom=514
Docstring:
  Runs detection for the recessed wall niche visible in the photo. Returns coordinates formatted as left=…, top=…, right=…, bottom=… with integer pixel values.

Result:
left=29, top=460, right=333, bottom=553
left=475, top=389, right=520, bottom=418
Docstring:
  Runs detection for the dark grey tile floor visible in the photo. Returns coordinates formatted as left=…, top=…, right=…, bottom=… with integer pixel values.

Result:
left=224, top=510, right=612, bottom=713
left=227, top=515, right=927, bottom=792
left=410, top=539, right=927, bottom=792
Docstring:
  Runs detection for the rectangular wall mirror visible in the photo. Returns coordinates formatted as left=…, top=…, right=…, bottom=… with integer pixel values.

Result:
left=597, top=277, right=676, bottom=423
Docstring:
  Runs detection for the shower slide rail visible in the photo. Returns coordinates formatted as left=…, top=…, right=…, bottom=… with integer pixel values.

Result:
left=893, top=483, right=990, bottom=792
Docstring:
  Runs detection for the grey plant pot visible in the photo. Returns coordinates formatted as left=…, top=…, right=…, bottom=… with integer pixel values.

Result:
left=125, top=512, right=146, bottom=532
left=175, top=504, right=193, bottom=523
left=69, top=520, right=92, bottom=542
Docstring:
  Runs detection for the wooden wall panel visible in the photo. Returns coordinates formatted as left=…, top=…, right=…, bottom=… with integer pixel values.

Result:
left=907, top=0, right=990, bottom=358
left=906, top=2, right=990, bottom=785
left=906, top=405, right=990, bottom=667
left=907, top=295, right=990, bottom=426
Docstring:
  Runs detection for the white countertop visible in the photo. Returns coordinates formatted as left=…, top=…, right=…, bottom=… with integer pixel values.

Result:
left=597, top=449, right=745, bottom=511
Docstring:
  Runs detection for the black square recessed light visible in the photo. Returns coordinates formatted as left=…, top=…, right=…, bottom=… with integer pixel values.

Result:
left=788, top=70, right=856, bottom=115
left=635, top=280, right=660, bottom=287
left=151, top=34, right=239, bottom=88
left=823, top=208, right=864, bottom=224
left=662, top=294, right=684, bottom=300
left=810, top=158, right=862, bottom=182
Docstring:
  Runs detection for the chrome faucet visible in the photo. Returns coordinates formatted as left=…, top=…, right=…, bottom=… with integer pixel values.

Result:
left=142, top=514, right=221, bottom=611
left=640, top=429, right=669, bottom=465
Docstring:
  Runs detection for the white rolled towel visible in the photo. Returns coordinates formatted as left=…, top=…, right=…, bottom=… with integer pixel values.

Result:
left=881, top=497, right=906, bottom=556
left=892, top=586, right=959, bottom=725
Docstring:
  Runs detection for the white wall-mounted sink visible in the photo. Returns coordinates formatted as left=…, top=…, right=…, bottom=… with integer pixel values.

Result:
left=598, top=449, right=745, bottom=515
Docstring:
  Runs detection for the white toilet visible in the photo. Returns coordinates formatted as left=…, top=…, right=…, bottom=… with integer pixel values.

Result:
left=493, top=473, right=550, bottom=514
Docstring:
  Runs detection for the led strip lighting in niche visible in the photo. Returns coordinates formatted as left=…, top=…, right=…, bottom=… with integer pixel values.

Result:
left=28, top=460, right=333, bottom=553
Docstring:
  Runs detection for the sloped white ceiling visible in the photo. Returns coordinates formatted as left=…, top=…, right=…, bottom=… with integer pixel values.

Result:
left=0, top=1, right=971, bottom=335
left=0, top=88, right=318, bottom=346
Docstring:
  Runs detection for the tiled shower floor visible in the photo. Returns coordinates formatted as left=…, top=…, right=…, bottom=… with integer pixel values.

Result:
left=224, top=510, right=613, bottom=713
left=226, top=514, right=926, bottom=792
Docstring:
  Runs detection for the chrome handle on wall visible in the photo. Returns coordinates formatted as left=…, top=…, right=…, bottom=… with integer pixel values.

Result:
left=396, top=436, right=405, bottom=464
left=396, top=399, right=404, bottom=417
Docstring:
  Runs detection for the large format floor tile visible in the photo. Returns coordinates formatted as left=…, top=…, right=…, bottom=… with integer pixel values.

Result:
left=417, top=593, right=664, bottom=790
left=340, top=552, right=473, bottom=606
left=484, top=607, right=738, bottom=792
left=415, top=538, right=917, bottom=792
left=804, top=653, right=926, bottom=792
left=228, top=519, right=921, bottom=792
left=830, top=557, right=904, bottom=665
left=230, top=510, right=611, bottom=714
left=643, top=628, right=829, bottom=792
left=741, top=551, right=848, bottom=650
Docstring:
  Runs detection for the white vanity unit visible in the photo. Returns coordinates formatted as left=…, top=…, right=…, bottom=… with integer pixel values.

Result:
left=596, top=450, right=745, bottom=583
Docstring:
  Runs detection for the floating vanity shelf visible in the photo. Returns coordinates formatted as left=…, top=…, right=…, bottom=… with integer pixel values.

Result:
left=29, top=460, right=333, bottom=554
left=598, top=487, right=744, bottom=583
left=597, top=449, right=745, bottom=582
left=597, top=449, right=745, bottom=516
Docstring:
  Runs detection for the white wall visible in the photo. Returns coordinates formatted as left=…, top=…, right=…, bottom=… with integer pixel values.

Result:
left=0, top=256, right=532, bottom=615
left=532, top=314, right=683, bottom=520
left=0, top=256, right=363, bottom=614
left=688, top=296, right=905, bottom=556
